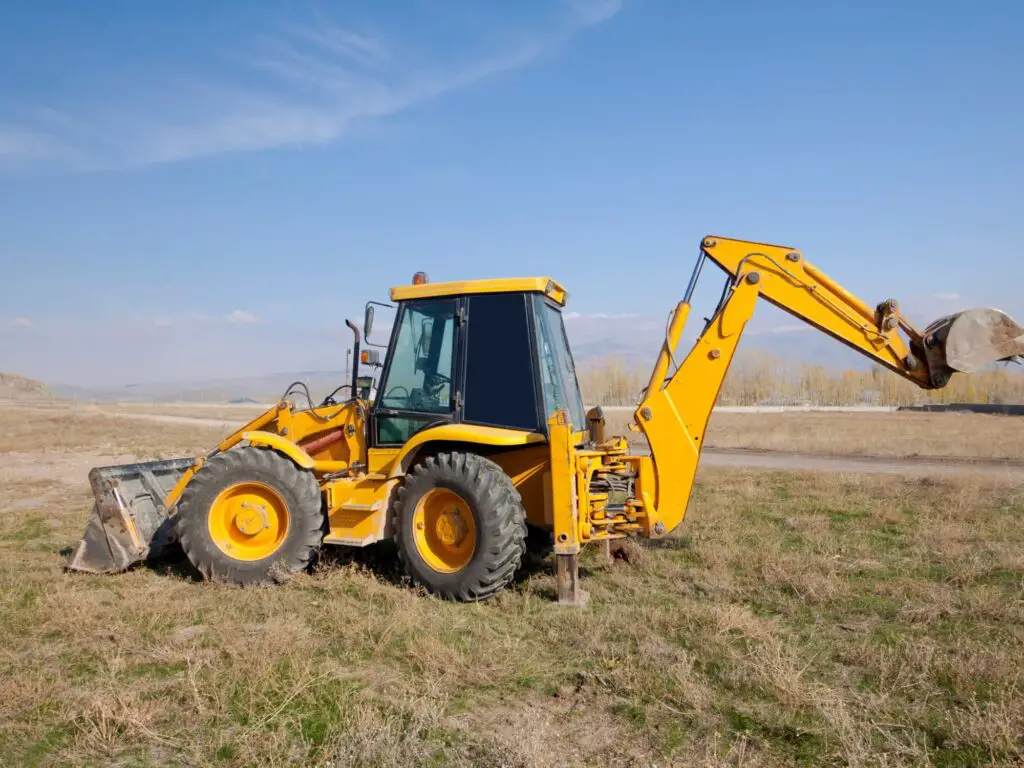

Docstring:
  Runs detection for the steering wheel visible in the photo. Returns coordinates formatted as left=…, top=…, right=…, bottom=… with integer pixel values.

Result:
left=384, top=385, right=410, bottom=405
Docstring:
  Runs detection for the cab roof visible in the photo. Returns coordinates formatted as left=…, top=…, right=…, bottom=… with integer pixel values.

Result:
left=389, top=276, right=568, bottom=306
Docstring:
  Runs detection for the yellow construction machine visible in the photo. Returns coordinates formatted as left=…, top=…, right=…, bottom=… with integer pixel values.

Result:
left=67, top=237, right=1024, bottom=603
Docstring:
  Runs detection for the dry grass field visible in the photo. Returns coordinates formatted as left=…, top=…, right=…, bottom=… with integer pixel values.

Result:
left=1, top=406, right=1023, bottom=766
left=12, top=400, right=1024, bottom=461
left=603, top=409, right=1024, bottom=461
left=579, top=355, right=1024, bottom=409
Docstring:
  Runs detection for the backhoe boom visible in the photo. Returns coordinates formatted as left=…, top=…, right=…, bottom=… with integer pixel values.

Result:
left=628, top=235, right=1023, bottom=545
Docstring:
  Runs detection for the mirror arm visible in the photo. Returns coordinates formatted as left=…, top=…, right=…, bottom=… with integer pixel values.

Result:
left=364, top=301, right=394, bottom=349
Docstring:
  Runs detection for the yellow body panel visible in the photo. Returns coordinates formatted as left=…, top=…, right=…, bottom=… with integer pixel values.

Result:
left=701, top=237, right=928, bottom=386
left=378, top=423, right=546, bottom=478
left=489, top=444, right=550, bottom=528
left=390, top=276, right=567, bottom=305
left=243, top=430, right=316, bottom=469
left=634, top=272, right=760, bottom=536
left=547, top=411, right=580, bottom=555
left=323, top=475, right=394, bottom=546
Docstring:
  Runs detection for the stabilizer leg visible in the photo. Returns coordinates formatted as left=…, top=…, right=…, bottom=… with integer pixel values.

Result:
left=555, top=553, right=588, bottom=607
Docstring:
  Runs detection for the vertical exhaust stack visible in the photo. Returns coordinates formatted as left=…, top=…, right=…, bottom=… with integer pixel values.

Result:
left=921, top=308, right=1024, bottom=387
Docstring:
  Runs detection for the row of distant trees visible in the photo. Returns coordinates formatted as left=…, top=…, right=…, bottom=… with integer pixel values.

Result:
left=577, top=352, right=1024, bottom=407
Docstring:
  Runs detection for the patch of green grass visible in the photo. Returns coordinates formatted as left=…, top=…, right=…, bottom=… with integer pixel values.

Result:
left=22, top=724, right=73, bottom=767
left=214, top=743, right=237, bottom=761
left=724, top=708, right=827, bottom=765
left=513, top=674, right=539, bottom=690
left=3, top=517, right=49, bottom=542
left=298, top=704, right=340, bottom=746
left=610, top=701, right=647, bottom=726
left=975, top=567, right=1023, bottom=589
left=931, top=744, right=997, bottom=768
left=55, top=652, right=102, bottom=682
left=827, top=508, right=866, bottom=523
left=912, top=562, right=952, bottom=583
left=726, top=707, right=758, bottom=733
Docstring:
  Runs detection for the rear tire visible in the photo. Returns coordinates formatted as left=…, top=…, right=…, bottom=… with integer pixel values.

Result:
left=176, top=447, right=324, bottom=586
left=394, top=452, right=526, bottom=601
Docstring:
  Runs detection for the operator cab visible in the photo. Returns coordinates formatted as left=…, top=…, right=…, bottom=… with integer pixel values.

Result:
left=364, top=274, right=586, bottom=445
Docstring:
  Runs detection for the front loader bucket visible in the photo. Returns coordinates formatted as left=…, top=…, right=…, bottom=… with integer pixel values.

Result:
left=66, top=457, right=197, bottom=574
left=923, top=308, right=1024, bottom=377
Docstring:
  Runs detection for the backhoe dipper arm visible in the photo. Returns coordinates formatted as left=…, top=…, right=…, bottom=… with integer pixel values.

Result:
left=632, top=235, right=952, bottom=539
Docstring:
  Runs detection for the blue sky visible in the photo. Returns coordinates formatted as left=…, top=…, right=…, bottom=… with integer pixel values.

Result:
left=1, top=0, right=1021, bottom=386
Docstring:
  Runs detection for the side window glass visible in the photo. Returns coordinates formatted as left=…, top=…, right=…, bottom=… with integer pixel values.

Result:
left=464, top=293, right=538, bottom=431
left=533, top=297, right=587, bottom=428
left=379, top=300, right=456, bottom=414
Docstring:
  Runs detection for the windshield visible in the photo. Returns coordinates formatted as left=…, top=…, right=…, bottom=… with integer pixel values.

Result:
left=378, top=299, right=456, bottom=413
left=532, top=295, right=587, bottom=430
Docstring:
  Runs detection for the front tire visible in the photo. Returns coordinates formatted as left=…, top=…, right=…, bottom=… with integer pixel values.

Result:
left=176, top=447, right=324, bottom=586
left=394, top=452, right=526, bottom=601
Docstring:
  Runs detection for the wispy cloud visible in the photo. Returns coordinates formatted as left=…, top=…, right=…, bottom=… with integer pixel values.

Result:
left=567, top=0, right=625, bottom=24
left=8, top=316, right=33, bottom=328
left=225, top=309, right=259, bottom=325
left=0, top=1, right=623, bottom=171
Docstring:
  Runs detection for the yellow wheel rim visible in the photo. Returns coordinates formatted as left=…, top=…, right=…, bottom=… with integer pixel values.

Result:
left=208, top=482, right=289, bottom=561
left=412, top=488, right=477, bottom=573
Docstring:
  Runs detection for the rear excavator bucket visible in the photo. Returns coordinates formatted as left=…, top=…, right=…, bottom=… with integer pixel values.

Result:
left=66, top=457, right=196, bottom=574
left=922, top=308, right=1024, bottom=383
left=925, top=308, right=1024, bottom=373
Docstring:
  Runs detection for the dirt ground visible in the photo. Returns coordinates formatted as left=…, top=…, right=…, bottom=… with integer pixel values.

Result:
left=1, top=405, right=1022, bottom=766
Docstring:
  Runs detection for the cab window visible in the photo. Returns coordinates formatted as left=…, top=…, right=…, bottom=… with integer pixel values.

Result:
left=533, top=295, right=587, bottom=429
left=463, top=293, right=539, bottom=431
left=376, top=299, right=457, bottom=443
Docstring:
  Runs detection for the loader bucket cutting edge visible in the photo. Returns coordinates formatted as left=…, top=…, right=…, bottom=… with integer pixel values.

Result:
left=66, top=457, right=197, bottom=574
left=924, top=308, right=1024, bottom=375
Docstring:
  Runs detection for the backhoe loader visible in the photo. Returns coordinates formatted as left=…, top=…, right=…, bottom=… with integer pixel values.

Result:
left=67, top=237, right=1024, bottom=604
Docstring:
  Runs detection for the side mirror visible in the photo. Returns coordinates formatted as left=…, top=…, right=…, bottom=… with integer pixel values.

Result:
left=364, top=305, right=375, bottom=339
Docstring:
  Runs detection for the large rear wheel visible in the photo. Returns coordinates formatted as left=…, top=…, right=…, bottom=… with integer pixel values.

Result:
left=176, top=447, right=324, bottom=586
left=394, top=452, right=526, bottom=601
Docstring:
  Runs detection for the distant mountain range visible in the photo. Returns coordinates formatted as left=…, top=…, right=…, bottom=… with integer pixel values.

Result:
left=51, top=371, right=349, bottom=405
left=47, top=326, right=875, bottom=403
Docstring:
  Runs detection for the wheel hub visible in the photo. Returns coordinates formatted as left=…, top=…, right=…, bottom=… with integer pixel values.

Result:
left=208, top=482, right=289, bottom=561
left=235, top=503, right=269, bottom=535
left=412, top=488, right=477, bottom=573
left=435, top=508, right=468, bottom=547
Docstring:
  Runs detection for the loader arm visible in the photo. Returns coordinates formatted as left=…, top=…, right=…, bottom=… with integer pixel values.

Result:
left=631, top=235, right=1024, bottom=538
